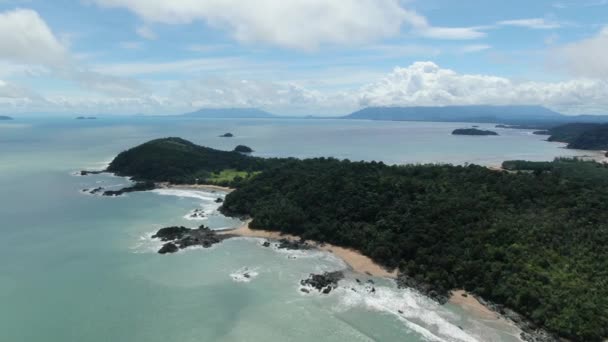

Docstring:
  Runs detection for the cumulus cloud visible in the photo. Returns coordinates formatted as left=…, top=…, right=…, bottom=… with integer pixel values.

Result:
left=552, top=26, right=608, bottom=78
left=0, top=9, right=68, bottom=66
left=93, top=0, right=485, bottom=49
left=3, top=55, right=608, bottom=115
left=357, top=62, right=608, bottom=114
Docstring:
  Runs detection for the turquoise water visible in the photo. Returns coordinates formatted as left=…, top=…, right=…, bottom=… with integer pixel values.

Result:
left=0, top=117, right=592, bottom=342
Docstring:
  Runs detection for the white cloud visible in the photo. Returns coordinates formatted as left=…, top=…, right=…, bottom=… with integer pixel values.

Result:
left=498, top=18, right=561, bottom=30
left=3, top=57, right=608, bottom=115
left=0, top=9, right=68, bottom=66
left=136, top=25, right=156, bottom=40
left=357, top=62, right=608, bottom=114
left=93, top=0, right=485, bottom=49
left=458, top=44, right=491, bottom=53
left=552, top=26, right=608, bottom=78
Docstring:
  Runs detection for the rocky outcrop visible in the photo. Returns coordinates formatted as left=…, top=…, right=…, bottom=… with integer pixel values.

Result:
left=396, top=274, right=449, bottom=304
left=277, top=238, right=311, bottom=250
left=80, top=170, right=105, bottom=176
left=82, top=187, right=104, bottom=195
left=300, top=271, right=344, bottom=294
left=103, top=181, right=155, bottom=196
left=187, top=209, right=206, bottom=219
left=152, top=225, right=234, bottom=253
left=220, top=133, right=234, bottom=138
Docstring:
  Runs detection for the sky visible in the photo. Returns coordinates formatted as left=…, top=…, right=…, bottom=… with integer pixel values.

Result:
left=0, top=0, right=607, bottom=116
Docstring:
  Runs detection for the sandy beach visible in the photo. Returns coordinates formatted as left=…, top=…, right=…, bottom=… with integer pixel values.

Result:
left=219, top=221, right=397, bottom=278
left=156, top=182, right=234, bottom=193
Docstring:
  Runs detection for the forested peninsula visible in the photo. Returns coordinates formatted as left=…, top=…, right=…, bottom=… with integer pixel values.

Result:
left=105, top=138, right=608, bottom=341
left=546, top=123, right=608, bottom=151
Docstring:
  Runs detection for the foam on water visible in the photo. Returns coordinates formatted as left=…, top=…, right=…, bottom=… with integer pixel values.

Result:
left=234, top=236, right=348, bottom=271
left=230, top=267, right=260, bottom=283
left=130, top=232, right=165, bottom=254
left=152, top=188, right=224, bottom=202
left=334, top=279, right=482, bottom=342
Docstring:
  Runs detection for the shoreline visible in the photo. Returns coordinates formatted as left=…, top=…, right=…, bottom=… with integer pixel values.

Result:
left=155, top=182, right=234, bottom=193
left=218, top=221, right=397, bottom=279
left=219, top=221, right=529, bottom=340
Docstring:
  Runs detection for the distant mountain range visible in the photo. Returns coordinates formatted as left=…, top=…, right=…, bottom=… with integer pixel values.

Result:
left=0, top=115, right=13, bottom=120
left=178, top=106, right=608, bottom=127
left=182, top=108, right=276, bottom=119
left=344, top=105, right=608, bottom=126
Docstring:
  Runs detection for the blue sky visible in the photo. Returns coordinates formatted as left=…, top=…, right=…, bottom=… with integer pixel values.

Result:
left=0, top=0, right=607, bottom=115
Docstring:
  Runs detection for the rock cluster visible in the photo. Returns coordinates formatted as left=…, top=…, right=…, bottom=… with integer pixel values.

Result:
left=300, top=271, right=344, bottom=294
left=277, top=238, right=311, bottom=250
left=152, top=225, right=233, bottom=254
left=396, top=274, right=449, bottom=304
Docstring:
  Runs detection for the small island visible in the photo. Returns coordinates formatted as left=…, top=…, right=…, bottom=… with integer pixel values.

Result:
left=233, top=145, right=253, bottom=153
left=0, top=115, right=13, bottom=120
left=76, top=116, right=97, bottom=120
left=219, top=133, right=234, bottom=138
left=452, top=128, right=499, bottom=136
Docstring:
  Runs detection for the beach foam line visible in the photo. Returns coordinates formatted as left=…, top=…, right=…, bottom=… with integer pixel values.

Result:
left=335, top=279, right=481, bottom=342
left=230, top=267, right=260, bottom=283
left=152, top=188, right=223, bottom=202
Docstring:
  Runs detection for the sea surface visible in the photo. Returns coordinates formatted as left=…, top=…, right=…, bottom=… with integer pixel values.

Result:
left=0, top=117, right=596, bottom=342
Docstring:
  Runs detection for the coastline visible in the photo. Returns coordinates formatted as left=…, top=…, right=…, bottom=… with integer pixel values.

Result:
left=218, top=221, right=397, bottom=279
left=219, top=221, right=530, bottom=340
left=155, top=182, right=234, bottom=193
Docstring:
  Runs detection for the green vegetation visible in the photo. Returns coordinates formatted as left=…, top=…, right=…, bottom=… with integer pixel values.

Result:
left=207, top=169, right=261, bottom=186
left=106, top=137, right=286, bottom=185
left=452, top=128, right=499, bottom=136
left=234, top=145, right=254, bottom=153
left=547, top=123, right=608, bottom=150
left=109, top=137, right=608, bottom=340
left=222, top=157, right=608, bottom=341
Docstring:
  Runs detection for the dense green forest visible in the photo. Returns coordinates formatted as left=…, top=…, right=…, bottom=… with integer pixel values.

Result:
left=109, top=138, right=608, bottom=341
left=547, top=123, right=608, bottom=150
left=452, top=128, right=499, bottom=136
left=106, top=137, right=286, bottom=184
left=221, top=158, right=608, bottom=341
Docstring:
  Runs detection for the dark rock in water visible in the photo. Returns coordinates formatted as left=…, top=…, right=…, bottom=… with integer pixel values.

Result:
left=262, top=241, right=271, bottom=247
left=152, top=225, right=233, bottom=253
left=300, top=288, right=310, bottom=294
left=187, top=208, right=206, bottom=219
left=215, top=198, right=224, bottom=203
left=80, top=170, right=104, bottom=176
left=397, top=274, right=449, bottom=304
left=83, top=187, right=104, bottom=195
left=220, top=133, right=234, bottom=138
left=158, top=242, right=178, bottom=254
left=103, top=181, right=155, bottom=196
left=277, top=238, right=311, bottom=250
left=398, top=310, right=404, bottom=314
left=153, top=226, right=191, bottom=241
left=300, top=271, right=344, bottom=294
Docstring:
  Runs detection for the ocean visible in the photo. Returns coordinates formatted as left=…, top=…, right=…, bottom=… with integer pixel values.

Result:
left=0, top=117, right=595, bottom=342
